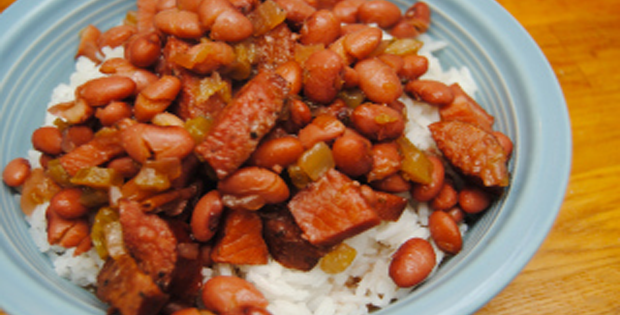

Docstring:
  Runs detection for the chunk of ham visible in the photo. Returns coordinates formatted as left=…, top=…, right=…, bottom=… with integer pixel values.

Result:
left=194, top=70, right=288, bottom=179
left=211, top=209, right=270, bottom=265
left=288, top=169, right=381, bottom=247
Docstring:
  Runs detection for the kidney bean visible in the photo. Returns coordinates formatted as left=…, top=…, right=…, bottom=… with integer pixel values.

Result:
left=191, top=190, right=224, bottom=242
left=355, top=58, right=403, bottom=105
left=178, top=0, right=203, bottom=12
left=125, top=32, right=162, bottom=68
left=303, top=49, right=344, bottom=104
left=446, top=206, right=465, bottom=223
left=218, top=167, right=290, bottom=210
left=288, top=99, right=312, bottom=128
left=405, top=79, right=455, bottom=106
left=300, top=10, right=341, bottom=46
left=99, top=58, right=159, bottom=94
left=32, top=126, right=63, bottom=156
left=108, top=156, right=140, bottom=179
left=357, top=0, right=402, bottom=29
left=404, top=1, right=431, bottom=33
left=122, top=123, right=195, bottom=163
left=389, top=237, right=436, bottom=288
left=157, top=0, right=177, bottom=11
left=152, top=112, right=186, bottom=127
left=275, top=60, right=303, bottom=96
left=298, top=114, right=346, bottom=149
left=249, top=136, right=305, bottom=173
left=60, top=125, right=94, bottom=154
left=58, top=219, right=90, bottom=250
left=458, top=186, right=492, bottom=214
left=351, top=103, right=405, bottom=141
left=79, top=76, right=136, bottom=107
left=48, top=99, right=94, bottom=125
left=378, top=54, right=404, bottom=74
left=367, top=141, right=401, bottom=182
left=429, top=210, right=462, bottom=255
left=430, top=181, right=458, bottom=211
left=493, top=131, right=514, bottom=157
left=134, top=75, right=182, bottom=122
left=97, top=24, right=137, bottom=49
left=95, top=101, right=133, bottom=127
left=340, top=23, right=367, bottom=36
left=273, top=0, right=316, bottom=26
left=370, top=173, right=411, bottom=193
left=49, top=188, right=89, bottom=219
left=389, top=19, right=420, bottom=39
left=154, top=9, right=204, bottom=39
left=332, top=129, right=373, bottom=177
left=399, top=54, right=429, bottom=81
left=332, top=0, right=365, bottom=23
left=75, top=24, right=102, bottom=63
left=342, top=66, right=359, bottom=89
left=411, top=155, right=445, bottom=202
left=201, top=276, right=268, bottom=315
left=343, top=26, right=383, bottom=61
left=2, top=158, right=31, bottom=187
left=198, top=0, right=232, bottom=28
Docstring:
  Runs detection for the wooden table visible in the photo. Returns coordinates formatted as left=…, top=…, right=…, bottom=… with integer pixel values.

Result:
left=1, top=0, right=619, bottom=314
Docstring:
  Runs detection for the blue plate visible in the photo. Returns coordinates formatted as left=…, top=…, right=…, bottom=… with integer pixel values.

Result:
left=0, top=0, right=571, bottom=314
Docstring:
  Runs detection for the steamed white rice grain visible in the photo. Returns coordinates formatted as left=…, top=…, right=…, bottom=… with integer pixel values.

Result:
left=24, top=34, right=475, bottom=314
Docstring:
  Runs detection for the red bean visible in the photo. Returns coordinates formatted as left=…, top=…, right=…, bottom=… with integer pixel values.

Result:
left=389, top=19, right=420, bottom=39
left=404, top=1, right=431, bottom=33
left=249, top=136, right=305, bottom=173
left=191, top=190, right=224, bottom=242
left=125, top=32, right=162, bottom=68
left=399, top=54, right=429, bottom=81
left=97, top=25, right=137, bottom=49
left=32, top=126, right=63, bottom=155
left=275, top=60, right=303, bottom=96
left=367, top=142, right=401, bottom=182
left=429, top=210, right=462, bottom=255
left=332, top=0, right=365, bottom=23
left=378, top=54, right=404, bottom=74
left=201, top=276, right=268, bottom=314
left=343, top=27, right=383, bottom=61
left=303, top=49, right=344, bottom=104
left=446, top=206, right=465, bottom=223
left=217, top=167, right=290, bottom=210
left=411, top=155, right=445, bottom=202
left=351, top=103, right=405, bottom=141
left=405, top=79, right=455, bottom=106
left=370, top=173, right=412, bottom=193
left=458, top=186, right=492, bottom=214
left=154, top=9, right=203, bottom=39
left=332, top=129, right=373, bottom=177
left=95, top=101, right=133, bottom=126
left=61, top=125, right=94, bottom=153
left=430, top=181, right=458, bottom=211
left=300, top=10, right=341, bottom=46
left=78, top=76, right=136, bottom=107
left=389, top=238, right=436, bottom=288
left=355, top=58, right=403, bottom=105
left=3, top=158, right=31, bottom=187
left=49, top=188, right=89, bottom=219
left=122, top=123, right=195, bottom=163
left=107, top=157, right=140, bottom=178
left=288, top=99, right=312, bottom=128
left=273, top=0, right=316, bottom=26
left=357, top=0, right=402, bottom=29
left=134, top=75, right=182, bottom=122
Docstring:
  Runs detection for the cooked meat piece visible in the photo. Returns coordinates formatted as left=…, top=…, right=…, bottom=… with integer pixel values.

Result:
left=59, top=128, right=124, bottom=176
left=429, top=120, right=510, bottom=187
left=439, top=83, right=494, bottom=132
left=194, top=70, right=288, bottom=179
left=261, top=205, right=329, bottom=271
left=119, top=199, right=178, bottom=289
left=254, top=23, right=297, bottom=70
left=371, top=190, right=408, bottom=222
left=211, top=209, right=270, bottom=265
left=96, top=255, right=168, bottom=315
left=173, top=71, right=230, bottom=121
left=288, top=169, right=381, bottom=247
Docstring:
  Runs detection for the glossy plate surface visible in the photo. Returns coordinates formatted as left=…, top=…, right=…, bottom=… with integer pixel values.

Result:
left=0, top=0, right=571, bottom=314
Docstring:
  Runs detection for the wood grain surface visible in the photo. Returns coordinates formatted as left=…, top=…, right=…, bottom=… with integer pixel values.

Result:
left=1, top=0, right=619, bottom=315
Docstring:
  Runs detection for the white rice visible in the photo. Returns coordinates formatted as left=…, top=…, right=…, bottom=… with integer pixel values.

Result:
left=24, top=35, right=475, bottom=314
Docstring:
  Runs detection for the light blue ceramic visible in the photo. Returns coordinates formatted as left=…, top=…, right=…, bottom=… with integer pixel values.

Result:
left=0, top=0, right=571, bottom=314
